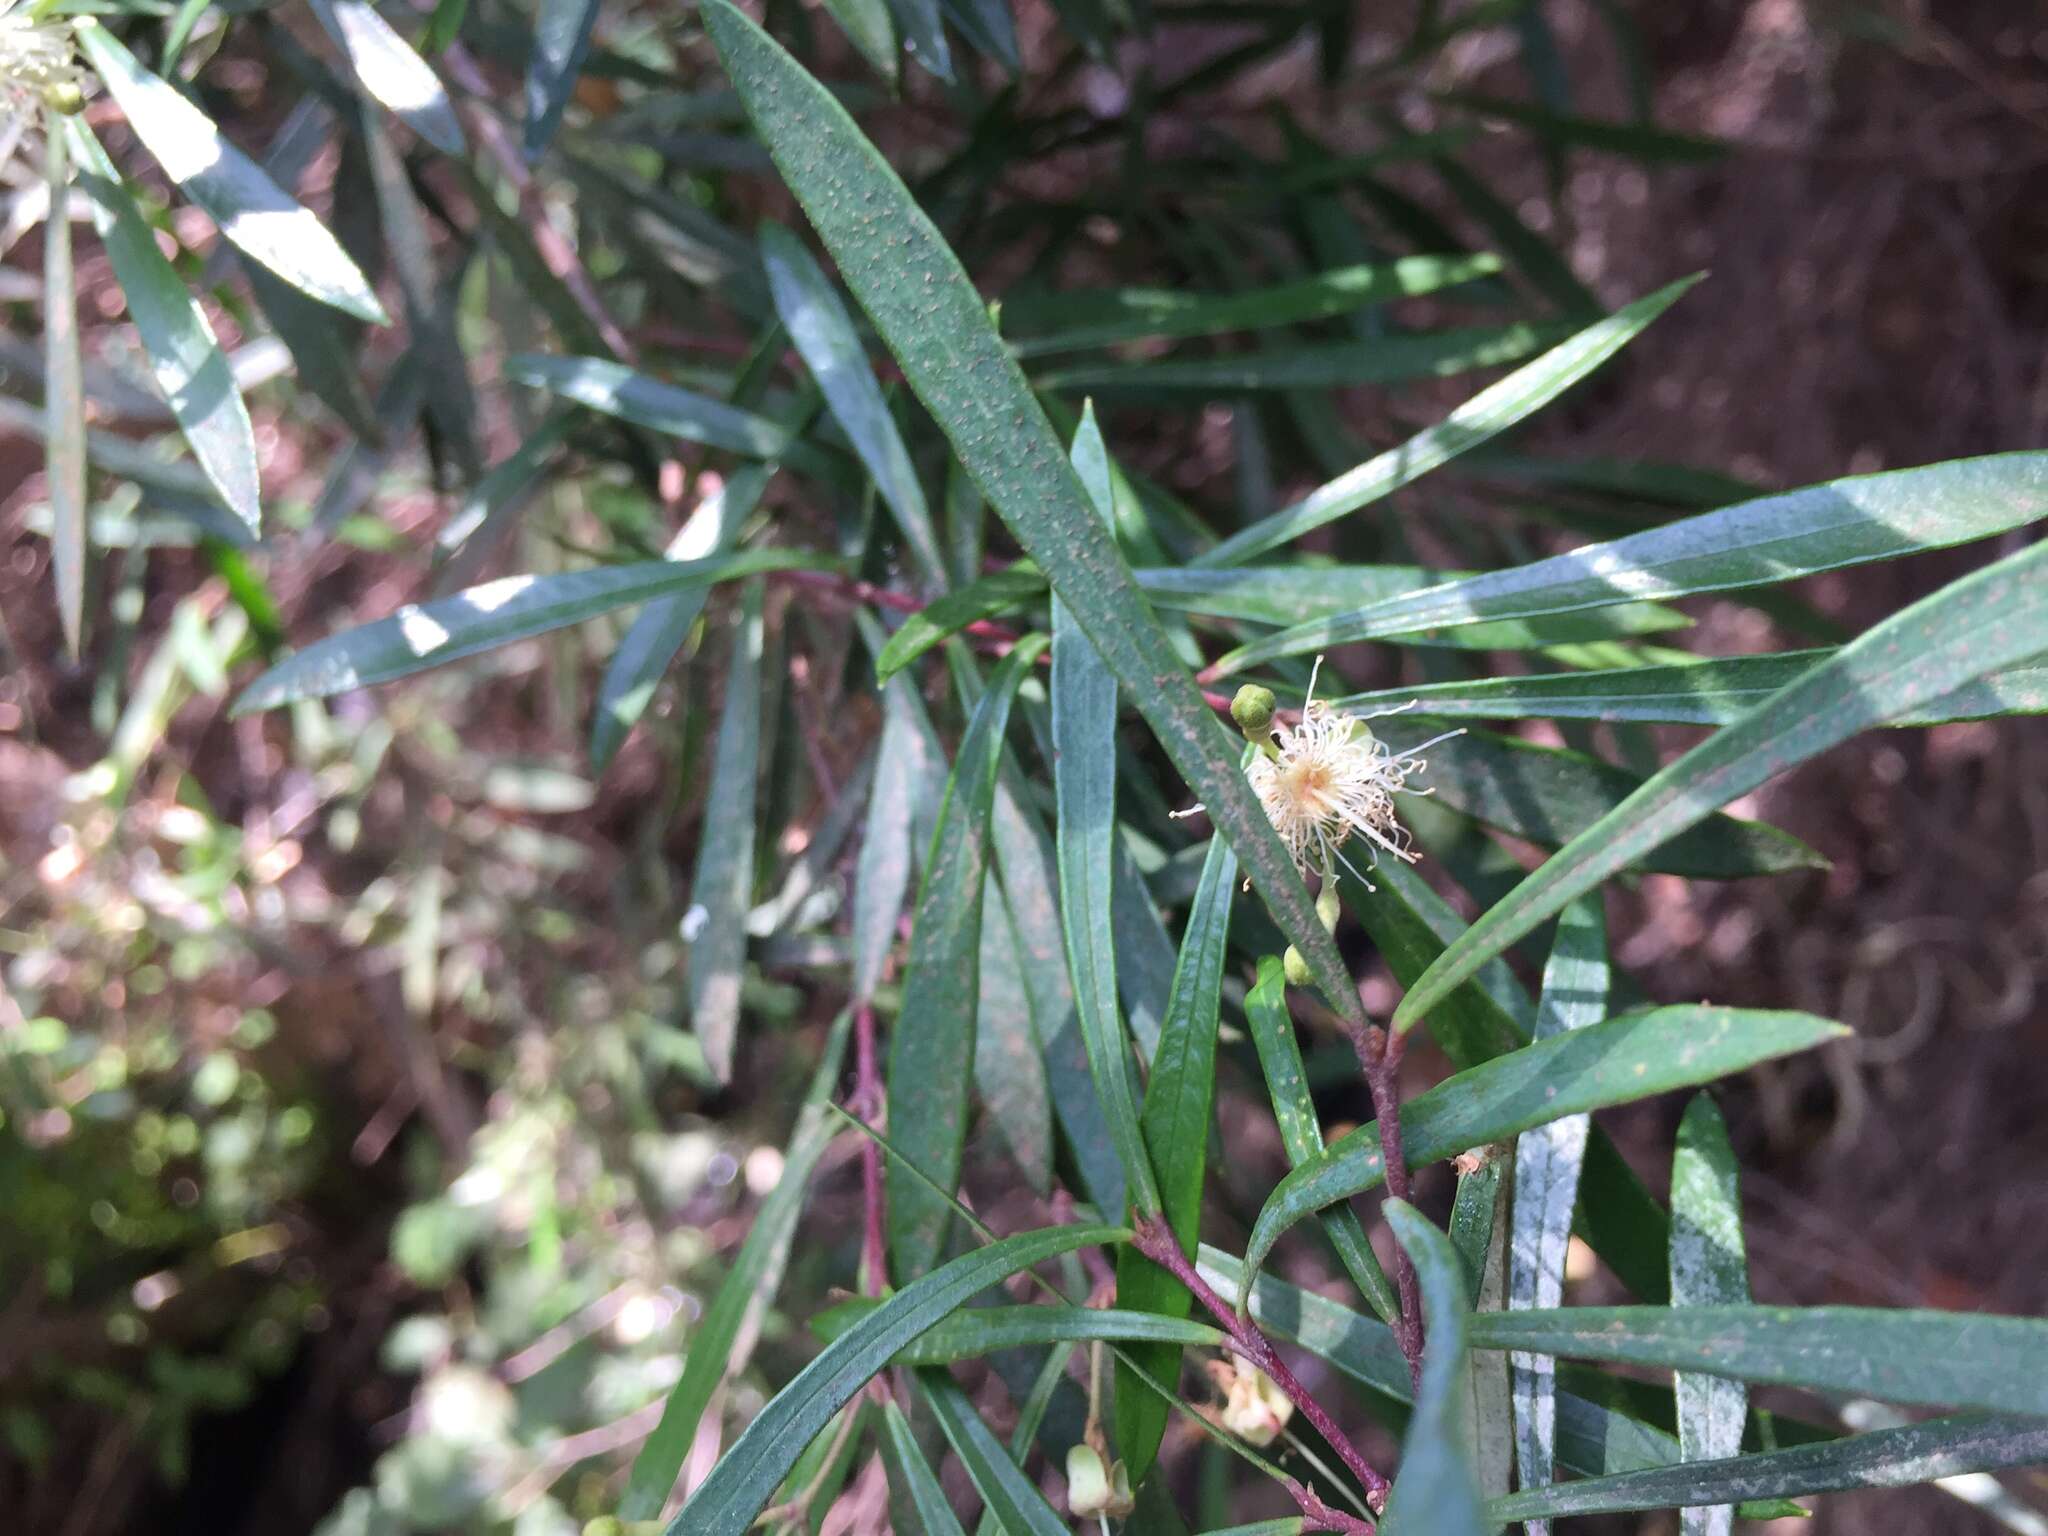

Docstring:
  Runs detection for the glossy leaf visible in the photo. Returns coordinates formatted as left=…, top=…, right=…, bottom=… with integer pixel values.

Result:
left=1242, top=958, right=1399, bottom=1324
left=589, top=464, right=776, bottom=768
left=884, top=0, right=951, bottom=79
left=1007, top=255, right=1504, bottom=357
left=1380, top=1203, right=1488, bottom=1536
left=1507, top=896, right=1609, bottom=1536
left=1489, top=1412, right=2048, bottom=1522
left=1116, top=835, right=1236, bottom=1480
left=1396, top=534, right=2048, bottom=1031
left=1472, top=1305, right=2048, bottom=1416
left=686, top=582, right=765, bottom=1084
left=232, top=550, right=828, bottom=713
left=888, top=637, right=1048, bottom=1278
left=1670, top=1094, right=1749, bottom=1536
left=976, top=884, right=1055, bottom=1191
left=1376, top=719, right=1823, bottom=879
left=701, top=0, right=1363, bottom=1025
left=880, top=1400, right=967, bottom=1536
left=1240, top=1007, right=1846, bottom=1304
left=919, top=1370, right=1068, bottom=1536
left=1038, top=320, right=1563, bottom=396
left=815, top=1302, right=1221, bottom=1361
left=1195, top=277, right=1700, bottom=568
left=1307, top=451, right=2048, bottom=648
left=67, top=121, right=260, bottom=538
left=76, top=22, right=387, bottom=323
left=875, top=564, right=1044, bottom=681
left=524, top=0, right=601, bottom=159
left=820, top=0, right=899, bottom=82
left=621, top=1010, right=851, bottom=1520
left=669, top=1223, right=1124, bottom=1535
left=44, top=128, right=87, bottom=658
left=311, top=0, right=466, bottom=154
left=761, top=221, right=945, bottom=584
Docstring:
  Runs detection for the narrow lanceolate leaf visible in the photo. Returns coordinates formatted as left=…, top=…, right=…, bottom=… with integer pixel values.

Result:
left=879, top=1401, right=968, bottom=1536
left=1054, top=409, right=1161, bottom=1222
left=524, top=0, right=601, bottom=159
left=1037, top=321, right=1563, bottom=396
left=1471, top=1305, right=2048, bottom=1417
left=849, top=669, right=921, bottom=1002
left=918, top=1370, right=1070, bottom=1536
left=76, top=22, right=387, bottom=323
left=1489, top=1412, right=2048, bottom=1522
left=44, top=128, right=87, bottom=658
left=1006, top=254, right=1504, bottom=357
left=620, top=1011, right=851, bottom=1520
left=67, top=122, right=260, bottom=537
left=1304, top=450, right=2048, bottom=647
left=1375, top=720, right=1822, bottom=879
left=701, top=0, right=1362, bottom=1026
left=1508, top=895, right=1609, bottom=1536
left=1395, top=535, right=2048, bottom=1032
left=812, top=1302, right=1222, bottom=1361
left=761, top=221, right=945, bottom=585
left=669, top=1223, right=1125, bottom=1536
left=1449, top=1156, right=1514, bottom=1500
left=507, top=354, right=832, bottom=470
left=1243, top=958, right=1400, bottom=1324
left=590, top=463, right=776, bottom=768
left=231, top=550, right=829, bottom=713
left=875, top=563, right=1044, bottom=681
left=1240, top=1007, right=1846, bottom=1305
left=884, top=0, right=950, bottom=78
left=888, top=638, right=1049, bottom=1278
left=1195, top=276, right=1700, bottom=569
left=819, top=0, right=899, bottom=83
left=1381, top=1203, right=1488, bottom=1536
left=685, top=582, right=765, bottom=1085
left=976, top=883, right=1055, bottom=1191
left=1333, top=649, right=2048, bottom=728
left=1670, top=1094, right=1750, bottom=1536
left=310, top=0, right=466, bottom=155
left=1116, top=836, right=1236, bottom=1482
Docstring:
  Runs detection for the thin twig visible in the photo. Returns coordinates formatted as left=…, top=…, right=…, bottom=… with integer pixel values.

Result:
left=1353, top=1023, right=1424, bottom=1390
left=1130, top=1215, right=1390, bottom=1512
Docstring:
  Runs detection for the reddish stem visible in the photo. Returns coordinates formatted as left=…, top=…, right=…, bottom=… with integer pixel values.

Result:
left=1131, top=1216, right=1389, bottom=1511
left=852, top=1003, right=888, bottom=1298
left=1354, top=1024, right=1425, bottom=1390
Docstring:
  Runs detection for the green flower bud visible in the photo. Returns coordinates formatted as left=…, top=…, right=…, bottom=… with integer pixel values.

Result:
left=1282, top=945, right=1313, bottom=987
left=41, top=80, right=85, bottom=115
left=1315, top=879, right=1342, bottom=933
left=1230, top=684, right=1277, bottom=740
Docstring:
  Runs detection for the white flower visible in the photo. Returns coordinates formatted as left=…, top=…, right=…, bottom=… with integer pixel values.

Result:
left=1, top=0, right=82, bottom=169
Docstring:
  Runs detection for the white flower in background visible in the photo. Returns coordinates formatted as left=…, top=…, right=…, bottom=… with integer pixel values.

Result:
left=0, top=0, right=82, bottom=170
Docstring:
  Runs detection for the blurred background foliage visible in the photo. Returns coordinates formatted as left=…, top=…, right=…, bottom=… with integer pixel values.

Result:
left=2, top=1, right=2046, bottom=1533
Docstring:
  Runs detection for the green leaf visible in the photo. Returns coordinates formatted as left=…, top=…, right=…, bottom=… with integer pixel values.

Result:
left=1115, top=834, right=1236, bottom=1481
left=879, top=1401, right=968, bottom=1536
left=1670, top=1093, right=1749, bottom=1536
left=66, top=121, right=260, bottom=538
left=1194, top=277, right=1699, bottom=568
left=506, top=354, right=841, bottom=478
left=1395, top=533, right=2048, bottom=1031
left=1471, top=1305, right=2048, bottom=1417
left=918, top=1369, right=1069, bottom=1536
left=816, top=1301, right=1221, bottom=1362
left=44, top=127, right=87, bottom=659
left=1242, top=957, right=1399, bottom=1324
left=1037, top=320, right=1564, bottom=396
left=1053, top=408, right=1161, bottom=1223
left=1441, top=91, right=1726, bottom=162
left=1306, top=451, right=2048, bottom=648
left=1334, top=649, right=2048, bottom=727
left=849, top=648, right=926, bottom=1002
left=686, top=581, right=765, bottom=1085
left=621, top=1009, right=852, bottom=1521
left=1432, top=156, right=1599, bottom=318
left=760, top=221, right=945, bottom=585
left=937, top=0, right=1019, bottom=71
left=524, top=0, right=600, bottom=159
left=819, top=0, right=899, bottom=82
left=884, top=0, right=950, bottom=79
left=976, top=883, right=1055, bottom=1191
left=888, top=637, right=1049, bottom=1278
left=1506, top=895, right=1609, bottom=1536
left=311, top=0, right=466, bottom=155
left=231, top=550, right=829, bottom=713
left=76, top=22, right=387, bottom=323
left=700, top=0, right=1362, bottom=1025
left=1489, top=1411, right=2048, bottom=1522
left=1006, top=255, right=1504, bottom=357
left=1376, top=720, right=1823, bottom=879
left=875, top=563, right=1045, bottom=682
left=669, top=1223, right=1125, bottom=1536
left=1240, top=1007, right=1846, bottom=1305
left=1380, top=1202, right=1488, bottom=1536
left=589, top=463, right=777, bottom=769
left=1141, top=565, right=1687, bottom=654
